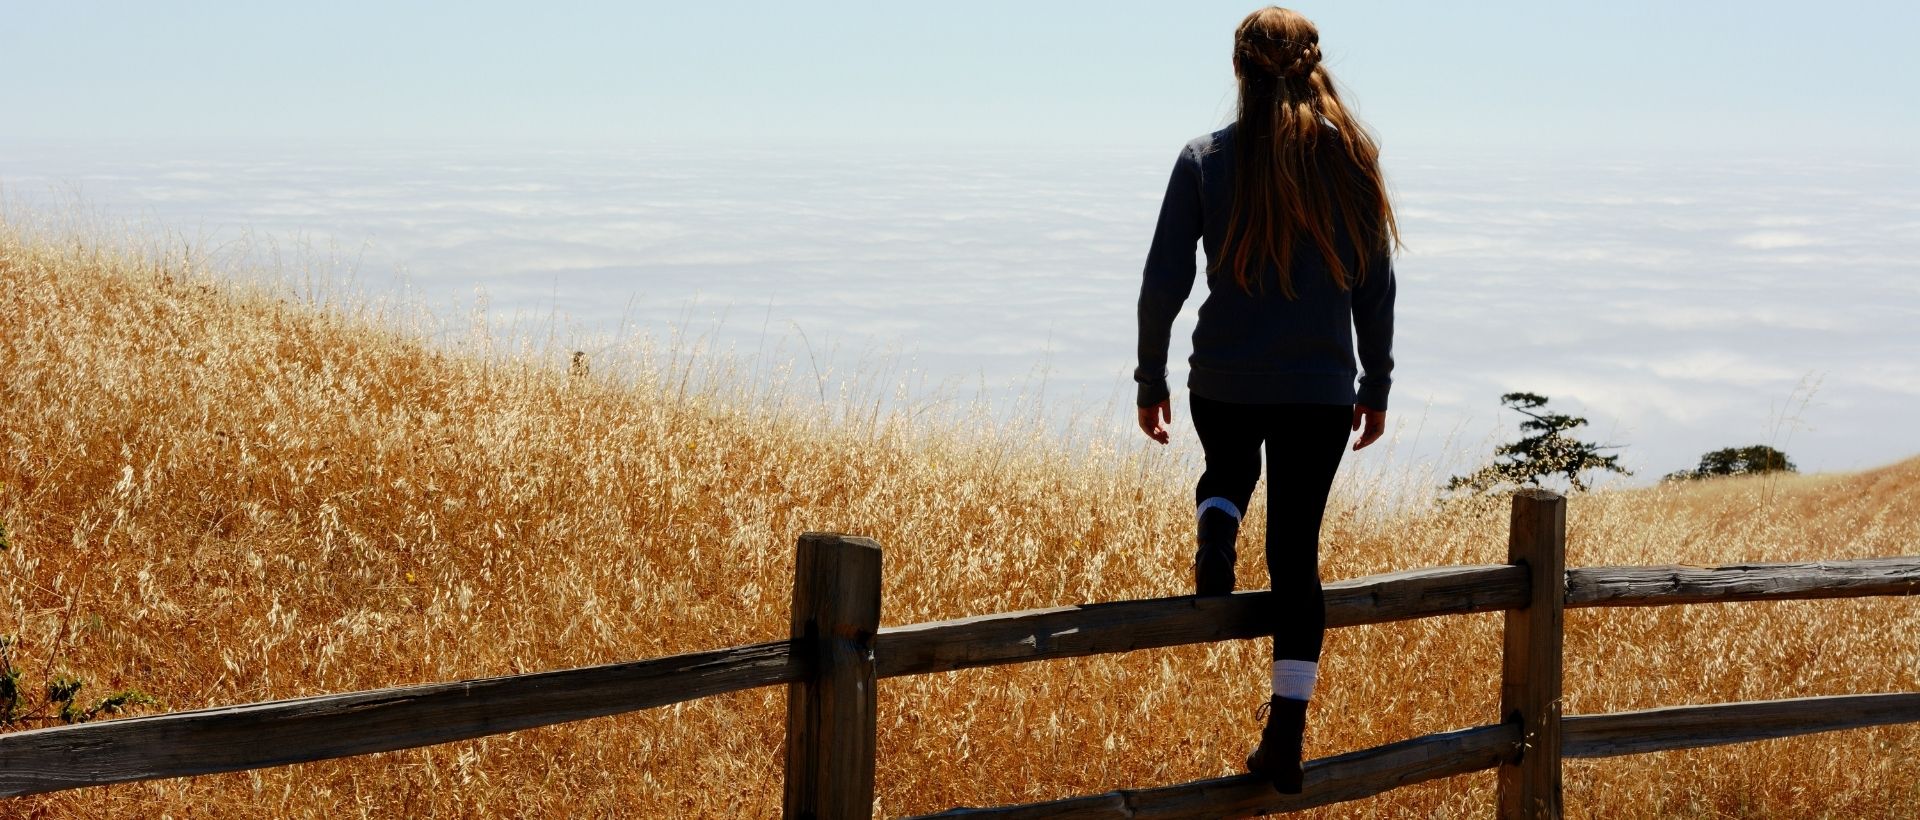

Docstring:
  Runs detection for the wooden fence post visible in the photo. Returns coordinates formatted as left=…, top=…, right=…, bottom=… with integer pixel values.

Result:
left=1497, top=489, right=1567, bottom=819
left=784, top=532, right=883, bottom=820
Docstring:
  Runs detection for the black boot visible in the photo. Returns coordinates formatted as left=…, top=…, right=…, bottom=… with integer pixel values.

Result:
left=1245, top=696, right=1307, bottom=793
left=1194, top=506, right=1239, bottom=596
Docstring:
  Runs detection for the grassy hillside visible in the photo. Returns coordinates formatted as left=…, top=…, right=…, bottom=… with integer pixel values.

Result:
left=2, top=220, right=1916, bottom=818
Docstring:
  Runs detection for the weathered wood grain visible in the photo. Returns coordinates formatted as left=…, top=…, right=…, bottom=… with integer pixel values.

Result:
left=783, top=533, right=883, bottom=820
left=1562, top=692, right=1920, bottom=758
left=906, top=722, right=1519, bottom=819
left=1566, top=557, right=1920, bottom=607
left=873, top=564, right=1524, bottom=679
left=0, top=640, right=798, bottom=798
left=1498, top=489, right=1566, bottom=820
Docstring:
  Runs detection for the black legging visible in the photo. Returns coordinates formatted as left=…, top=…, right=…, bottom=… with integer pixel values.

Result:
left=1189, top=393, right=1351, bottom=663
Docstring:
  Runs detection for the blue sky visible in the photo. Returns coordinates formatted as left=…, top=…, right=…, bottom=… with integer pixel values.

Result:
left=5, top=1, right=1917, bottom=153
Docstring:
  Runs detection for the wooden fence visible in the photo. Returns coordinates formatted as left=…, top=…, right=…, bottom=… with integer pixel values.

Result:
left=3, top=488, right=1918, bottom=818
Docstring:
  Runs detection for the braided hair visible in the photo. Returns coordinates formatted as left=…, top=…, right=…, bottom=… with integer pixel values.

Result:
left=1214, top=6, right=1400, bottom=299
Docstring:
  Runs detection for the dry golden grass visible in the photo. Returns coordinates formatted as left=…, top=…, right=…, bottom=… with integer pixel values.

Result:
left=2, top=217, right=1916, bottom=819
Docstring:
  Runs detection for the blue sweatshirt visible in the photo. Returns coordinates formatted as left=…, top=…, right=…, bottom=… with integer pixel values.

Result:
left=1133, top=123, right=1396, bottom=411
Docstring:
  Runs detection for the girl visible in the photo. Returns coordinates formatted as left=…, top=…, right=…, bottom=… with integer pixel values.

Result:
left=1132, top=6, right=1398, bottom=794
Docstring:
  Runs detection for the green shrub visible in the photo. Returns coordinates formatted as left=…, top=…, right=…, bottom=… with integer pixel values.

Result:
left=1664, top=445, right=1797, bottom=482
left=0, top=635, right=157, bottom=729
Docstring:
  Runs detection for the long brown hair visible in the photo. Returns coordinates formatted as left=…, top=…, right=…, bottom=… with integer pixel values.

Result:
left=1213, top=6, right=1400, bottom=298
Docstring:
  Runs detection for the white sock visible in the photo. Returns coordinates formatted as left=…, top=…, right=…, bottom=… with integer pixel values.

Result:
left=1272, top=659, right=1318, bottom=701
left=1196, top=496, right=1243, bottom=522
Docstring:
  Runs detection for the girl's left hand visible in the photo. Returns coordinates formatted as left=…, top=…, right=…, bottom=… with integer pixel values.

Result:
left=1138, top=400, right=1172, bottom=445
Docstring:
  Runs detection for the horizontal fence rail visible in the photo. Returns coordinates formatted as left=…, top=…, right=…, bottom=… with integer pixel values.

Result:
left=874, top=564, right=1525, bottom=679
left=3, top=501, right=1918, bottom=818
left=907, top=692, right=1920, bottom=820
left=912, top=723, right=1522, bottom=820
left=875, top=556, right=1920, bottom=681
left=1566, top=557, right=1920, bottom=606
left=1561, top=692, right=1920, bottom=758
left=0, top=641, right=799, bottom=798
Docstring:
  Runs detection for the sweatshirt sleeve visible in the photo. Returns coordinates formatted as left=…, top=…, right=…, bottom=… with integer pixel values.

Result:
left=1133, top=146, right=1204, bottom=408
left=1351, top=244, right=1397, bottom=411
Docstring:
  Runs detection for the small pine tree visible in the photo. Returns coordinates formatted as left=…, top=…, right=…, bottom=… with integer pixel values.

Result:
left=1446, top=392, right=1632, bottom=494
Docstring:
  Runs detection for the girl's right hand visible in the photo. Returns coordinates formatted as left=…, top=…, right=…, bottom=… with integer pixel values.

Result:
left=1138, top=400, right=1172, bottom=445
left=1351, top=404, right=1386, bottom=450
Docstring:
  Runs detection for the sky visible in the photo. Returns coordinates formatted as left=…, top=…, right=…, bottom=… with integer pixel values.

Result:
left=4, top=1, right=1917, bottom=154
left=2, top=2, right=1918, bottom=488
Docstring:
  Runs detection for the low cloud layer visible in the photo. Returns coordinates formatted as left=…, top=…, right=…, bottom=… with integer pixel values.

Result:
left=4, top=140, right=1914, bottom=484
